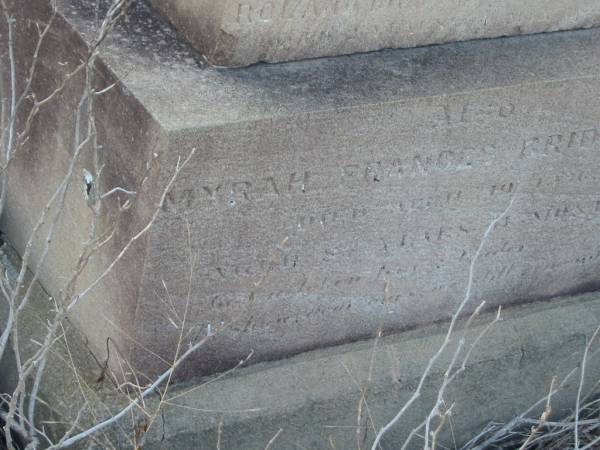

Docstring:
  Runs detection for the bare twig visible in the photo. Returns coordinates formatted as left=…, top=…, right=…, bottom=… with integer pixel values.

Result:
left=575, top=326, right=600, bottom=450
left=264, top=428, right=284, bottom=450
left=371, top=196, right=515, bottom=450
left=517, top=377, right=556, bottom=450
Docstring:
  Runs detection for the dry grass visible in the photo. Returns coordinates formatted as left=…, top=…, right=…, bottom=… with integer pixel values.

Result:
left=464, top=394, right=600, bottom=449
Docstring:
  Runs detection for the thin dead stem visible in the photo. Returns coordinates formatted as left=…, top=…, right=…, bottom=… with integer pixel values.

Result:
left=371, top=196, right=515, bottom=450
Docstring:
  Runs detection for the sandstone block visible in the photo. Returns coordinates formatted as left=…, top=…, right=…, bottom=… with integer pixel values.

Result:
left=5, top=0, right=600, bottom=379
left=145, top=0, right=600, bottom=66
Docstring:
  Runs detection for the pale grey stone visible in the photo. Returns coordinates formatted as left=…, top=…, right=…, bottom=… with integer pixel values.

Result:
left=2, top=239, right=600, bottom=449
left=138, top=293, right=600, bottom=449
left=145, top=0, right=600, bottom=66
left=4, top=0, right=600, bottom=380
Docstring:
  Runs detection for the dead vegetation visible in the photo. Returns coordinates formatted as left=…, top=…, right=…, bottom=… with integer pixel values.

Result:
left=1, top=1, right=600, bottom=449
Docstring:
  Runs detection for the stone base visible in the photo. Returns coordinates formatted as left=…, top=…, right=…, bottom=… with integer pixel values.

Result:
left=1, top=245, right=600, bottom=449
left=6, top=0, right=600, bottom=382
left=138, top=294, right=600, bottom=449
left=145, top=0, right=600, bottom=67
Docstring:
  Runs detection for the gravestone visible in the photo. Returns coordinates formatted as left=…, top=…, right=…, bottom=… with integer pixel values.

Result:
left=145, top=0, right=600, bottom=66
left=5, top=0, right=600, bottom=379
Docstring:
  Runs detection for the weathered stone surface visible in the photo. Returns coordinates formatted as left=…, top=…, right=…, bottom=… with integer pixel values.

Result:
left=5, top=0, right=600, bottom=380
left=144, top=0, right=600, bottom=66
left=2, top=238, right=600, bottom=450
left=0, top=245, right=113, bottom=447
left=138, top=293, right=600, bottom=449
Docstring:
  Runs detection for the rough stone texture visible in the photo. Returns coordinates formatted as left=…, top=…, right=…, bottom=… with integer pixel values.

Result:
left=1, top=0, right=167, bottom=381
left=0, top=245, right=119, bottom=447
left=140, top=293, right=600, bottom=449
left=144, top=0, right=600, bottom=66
left=5, top=0, right=600, bottom=380
left=2, top=241, right=600, bottom=449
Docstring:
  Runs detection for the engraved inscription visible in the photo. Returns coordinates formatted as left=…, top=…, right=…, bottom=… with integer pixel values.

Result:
left=521, top=127, right=600, bottom=158
left=398, top=190, right=463, bottom=212
left=341, top=147, right=474, bottom=185
left=157, top=93, right=600, bottom=345
left=297, top=206, right=369, bottom=230
left=532, top=200, right=600, bottom=222
left=440, top=102, right=516, bottom=126
left=235, top=0, right=408, bottom=24
left=163, top=171, right=310, bottom=210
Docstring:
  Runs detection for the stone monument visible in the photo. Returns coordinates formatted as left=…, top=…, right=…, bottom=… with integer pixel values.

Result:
left=4, top=0, right=600, bottom=382
left=5, top=1, right=600, bottom=448
left=145, top=0, right=600, bottom=66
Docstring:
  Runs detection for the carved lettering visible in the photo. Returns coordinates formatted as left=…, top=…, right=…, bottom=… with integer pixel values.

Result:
left=521, top=127, right=600, bottom=158
left=297, top=206, right=368, bottom=230
left=398, top=190, right=463, bottom=213
left=342, top=148, right=474, bottom=186
left=236, top=3, right=253, bottom=23
left=165, top=170, right=311, bottom=210
left=288, top=171, right=310, bottom=193
left=490, top=182, right=517, bottom=196
left=441, top=101, right=516, bottom=126
left=481, top=263, right=515, bottom=282
left=234, top=0, right=406, bottom=24
left=532, top=200, right=600, bottom=222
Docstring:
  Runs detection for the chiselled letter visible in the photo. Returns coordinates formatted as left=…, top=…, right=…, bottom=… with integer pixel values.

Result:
left=301, top=0, right=319, bottom=17
left=446, top=190, right=462, bottom=204
left=163, top=191, right=175, bottom=211
left=545, top=134, right=563, bottom=153
left=264, top=176, right=280, bottom=195
left=490, top=182, right=516, bottom=196
left=282, top=0, right=304, bottom=18
left=180, top=189, right=194, bottom=207
left=202, top=184, right=223, bottom=200
left=412, top=154, right=434, bottom=173
left=371, top=0, right=403, bottom=10
left=442, top=104, right=468, bottom=125
left=364, top=161, right=382, bottom=182
left=259, top=1, right=276, bottom=21
left=390, top=158, right=405, bottom=177
left=437, top=150, right=456, bottom=169
left=232, top=181, right=252, bottom=201
left=342, top=164, right=360, bottom=178
left=236, top=3, right=253, bottom=23
left=521, top=137, right=543, bottom=158
left=499, top=103, right=516, bottom=117
left=352, top=207, right=367, bottom=219
left=581, top=129, right=599, bottom=148
left=288, top=171, right=309, bottom=193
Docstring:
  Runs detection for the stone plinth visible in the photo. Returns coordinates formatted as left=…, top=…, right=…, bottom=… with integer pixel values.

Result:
left=5, top=0, right=600, bottom=379
left=3, top=243, right=600, bottom=449
left=144, top=0, right=600, bottom=66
